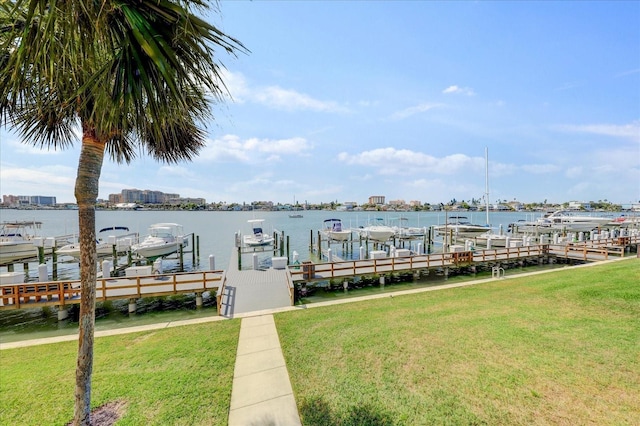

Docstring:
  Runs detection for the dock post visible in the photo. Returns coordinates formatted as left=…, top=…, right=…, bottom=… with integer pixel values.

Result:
left=238, top=247, right=242, bottom=270
left=57, top=306, right=69, bottom=321
left=286, top=235, right=290, bottom=261
left=38, top=263, right=48, bottom=282
left=209, top=255, right=215, bottom=271
left=102, top=260, right=112, bottom=278
left=359, top=246, right=365, bottom=261
left=444, top=267, right=449, bottom=280
left=193, top=234, right=198, bottom=265
left=379, top=275, right=385, bottom=288
left=128, top=298, right=137, bottom=314
left=343, top=279, right=349, bottom=292
left=309, top=229, right=313, bottom=252
left=195, top=292, right=203, bottom=309
left=252, top=253, right=258, bottom=270
left=179, top=244, right=184, bottom=271
left=52, top=247, right=58, bottom=280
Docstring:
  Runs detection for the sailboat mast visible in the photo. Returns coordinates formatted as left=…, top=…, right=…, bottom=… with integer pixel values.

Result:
left=485, top=147, right=490, bottom=226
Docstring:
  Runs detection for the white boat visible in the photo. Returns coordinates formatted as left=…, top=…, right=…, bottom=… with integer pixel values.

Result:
left=358, top=218, right=396, bottom=242
left=131, top=223, right=187, bottom=259
left=511, top=210, right=613, bottom=234
left=322, top=218, right=353, bottom=241
left=243, top=219, right=275, bottom=247
left=433, top=216, right=490, bottom=238
left=391, top=217, right=426, bottom=239
left=0, top=221, right=45, bottom=263
left=58, top=226, right=136, bottom=258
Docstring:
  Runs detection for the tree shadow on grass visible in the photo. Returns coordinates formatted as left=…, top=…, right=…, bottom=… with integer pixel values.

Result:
left=300, top=396, right=394, bottom=426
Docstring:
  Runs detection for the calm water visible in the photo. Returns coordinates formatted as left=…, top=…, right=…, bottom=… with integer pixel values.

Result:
left=0, top=208, right=545, bottom=276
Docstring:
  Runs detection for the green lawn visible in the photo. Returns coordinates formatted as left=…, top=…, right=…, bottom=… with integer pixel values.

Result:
left=0, top=320, right=240, bottom=425
left=277, top=259, right=640, bottom=425
left=1, top=260, right=638, bottom=425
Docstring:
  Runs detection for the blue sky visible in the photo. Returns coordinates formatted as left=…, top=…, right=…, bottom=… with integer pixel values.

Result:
left=1, top=1, right=639, bottom=205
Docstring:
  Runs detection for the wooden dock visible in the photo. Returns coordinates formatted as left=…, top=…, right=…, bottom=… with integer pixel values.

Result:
left=0, top=270, right=223, bottom=311
left=216, top=249, right=294, bottom=317
left=1, top=235, right=636, bottom=316
left=291, top=236, right=639, bottom=283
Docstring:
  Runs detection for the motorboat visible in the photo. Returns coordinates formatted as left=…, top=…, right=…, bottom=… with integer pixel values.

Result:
left=131, top=223, right=188, bottom=260
left=391, top=217, right=426, bottom=239
left=289, top=214, right=304, bottom=218
left=243, top=219, right=275, bottom=247
left=511, top=210, right=613, bottom=234
left=433, top=216, right=490, bottom=238
left=58, top=226, right=136, bottom=258
left=322, top=218, right=353, bottom=241
left=358, top=218, right=395, bottom=242
left=0, top=221, right=45, bottom=263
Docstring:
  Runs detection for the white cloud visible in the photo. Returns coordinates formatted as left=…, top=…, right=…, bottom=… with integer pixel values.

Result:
left=615, top=68, right=640, bottom=78
left=337, top=148, right=484, bottom=175
left=565, top=166, right=583, bottom=179
left=158, top=165, right=196, bottom=178
left=197, top=134, right=313, bottom=164
left=442, top=85, right=476, bottom=96
left=389, top=103, right=443, bottom=121
left=556, top=121, right=640, bottom=142
left=521, top=164, right=560, bottom=174
left=0, top=164, right=76, bottom=200
left=220, top=70, right=350, bottom=113
left=5, top=137, right=65, bottom=155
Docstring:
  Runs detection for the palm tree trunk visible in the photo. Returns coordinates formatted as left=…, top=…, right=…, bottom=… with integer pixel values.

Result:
left=73, top=127, right=105, bottom=426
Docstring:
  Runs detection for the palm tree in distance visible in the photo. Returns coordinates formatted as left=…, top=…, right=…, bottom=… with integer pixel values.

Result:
left=0, top=1, right=246, bottom=424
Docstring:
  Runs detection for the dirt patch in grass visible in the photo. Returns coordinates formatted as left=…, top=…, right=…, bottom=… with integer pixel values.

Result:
left=66, top=400, right=127, bottom=426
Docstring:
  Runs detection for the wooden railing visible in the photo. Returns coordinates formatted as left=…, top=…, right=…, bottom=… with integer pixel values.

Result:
left=0, top=270, right=223, bottom=311
left=289, top=235, right=640, bottom=283
left=216, top=272, right=228, bottom=316
left=289, top=245, right=549, bottom=282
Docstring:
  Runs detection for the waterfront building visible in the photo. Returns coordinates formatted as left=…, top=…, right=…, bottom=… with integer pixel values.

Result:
left=368, top=195, right=385, bottom=205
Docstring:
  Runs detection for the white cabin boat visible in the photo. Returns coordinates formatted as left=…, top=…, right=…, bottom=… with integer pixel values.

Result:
left=322, top=219, right=353, bottom=241
left=131, top=223, right=187, bottom=260
left=243, top=219, right=275, bottom=247
left=358, top=218, right=395, bottom=242
left=433, top=216, right=489, bottom=238
left=0, top=221, right=45, bottom=263
left=511, top=210, right=613, bottom=234
left=58, top=226, right=136, bottom=258
left=391, top=217, right=426, bottom=239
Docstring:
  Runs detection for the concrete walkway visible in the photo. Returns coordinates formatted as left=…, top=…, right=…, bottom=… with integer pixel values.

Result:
left=228, top=315, right=301, bottom=426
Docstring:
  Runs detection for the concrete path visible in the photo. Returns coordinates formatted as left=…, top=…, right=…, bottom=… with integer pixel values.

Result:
left=228, top=314, right=301, bottom=426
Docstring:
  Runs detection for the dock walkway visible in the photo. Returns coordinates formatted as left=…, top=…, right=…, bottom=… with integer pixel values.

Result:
left=218, top=249, right=294, bottom=316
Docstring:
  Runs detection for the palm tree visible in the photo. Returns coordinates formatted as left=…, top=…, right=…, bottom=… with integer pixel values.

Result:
left=0, top=1, right=246, bottom=424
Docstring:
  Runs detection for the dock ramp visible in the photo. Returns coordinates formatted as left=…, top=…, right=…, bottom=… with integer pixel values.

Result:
left=218, top=250, right=294, bottom=316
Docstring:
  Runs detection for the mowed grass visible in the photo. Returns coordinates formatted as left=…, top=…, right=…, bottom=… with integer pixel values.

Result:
left=0, top=320, right=240, bottom=425
left=277, top=259, right=640, bottom=425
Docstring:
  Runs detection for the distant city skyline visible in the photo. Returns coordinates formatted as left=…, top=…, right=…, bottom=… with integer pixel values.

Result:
left=1, top=2, right=638, bottom=204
